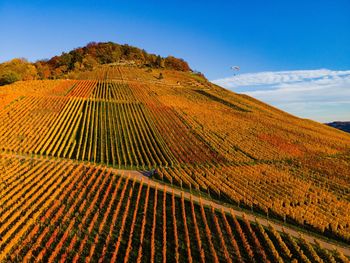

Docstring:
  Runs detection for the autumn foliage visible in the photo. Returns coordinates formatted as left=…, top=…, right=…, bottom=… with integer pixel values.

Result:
left=0, top=42, right=191, bottom=85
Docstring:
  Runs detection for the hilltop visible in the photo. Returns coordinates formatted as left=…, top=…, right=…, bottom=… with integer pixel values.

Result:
left=0, top=42, right=191, bottom=85
left=0, top=50, right=350, bottom=261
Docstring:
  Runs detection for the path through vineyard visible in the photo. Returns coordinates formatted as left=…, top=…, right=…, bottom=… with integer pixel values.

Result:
left=112, top=167, right=350, bottom=257
left=3, top=151, right=349, bottom=256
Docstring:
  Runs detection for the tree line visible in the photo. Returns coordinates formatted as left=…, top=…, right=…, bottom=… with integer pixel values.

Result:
left=0, top=42, right=191, bottom=85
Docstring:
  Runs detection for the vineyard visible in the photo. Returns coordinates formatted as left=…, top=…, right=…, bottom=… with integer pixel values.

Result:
left=156, top=162, right=350, bottom=241
left=0, top=155, right=348, bottom=262
left=0, top=65, right=350, bottom=261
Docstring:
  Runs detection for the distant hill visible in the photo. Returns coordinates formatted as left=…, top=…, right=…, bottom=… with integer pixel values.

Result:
left=327, top=121, right=350, bottom=133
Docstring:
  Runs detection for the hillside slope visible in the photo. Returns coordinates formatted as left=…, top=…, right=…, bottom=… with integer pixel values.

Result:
left=0, top=65, right=350, bottom=261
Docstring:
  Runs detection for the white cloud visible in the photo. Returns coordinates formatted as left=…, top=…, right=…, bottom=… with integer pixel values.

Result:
left=212, top=69, right=350, bottom=122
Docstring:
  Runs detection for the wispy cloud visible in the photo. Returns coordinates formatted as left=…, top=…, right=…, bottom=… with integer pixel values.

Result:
left=212, top=69, right=350, bottom=122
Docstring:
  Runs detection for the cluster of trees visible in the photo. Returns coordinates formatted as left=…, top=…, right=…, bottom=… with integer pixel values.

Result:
left=0, top=42, right=191, bottom=85
left=0, top=58, right=37, bottom=85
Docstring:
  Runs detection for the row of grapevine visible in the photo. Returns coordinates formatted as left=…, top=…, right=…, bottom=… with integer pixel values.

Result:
left=73, top=99, right=174, bottom=167
left=150, top=71, right=350, bottom=160
left=66, top=80, right=96, bottom=98
left=89, top=81, right=137, bottom=102
left=0, top=88, right=174, bottom=168
left=156, top=163, right=350, bottom=242
left=130, top=82, right=227, bottom=165
left=1, top=155, right=347, bottom=262
left=2, top=66, right=349, bottom=163
left=0, top=96, right=69, bottom=153
left=0, top=80, right=76, bottom=98
left=65, top=79, right=136, bottom=101
left=105, top=65, right=350, bottom=161
left=36, top=98, right=84, bottom=158
left=0, top=157, right=346, bottom=262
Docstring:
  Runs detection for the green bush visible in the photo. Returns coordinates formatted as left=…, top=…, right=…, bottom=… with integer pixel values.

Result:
left=0, top=71, right=20, bottom=86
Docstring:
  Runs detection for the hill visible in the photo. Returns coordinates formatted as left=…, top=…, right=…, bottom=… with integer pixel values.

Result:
left=327, top=121, right=350, bottom=133
left=0, top=42, right=191, bottom=85
left=0, top=62, right=350, bottom=261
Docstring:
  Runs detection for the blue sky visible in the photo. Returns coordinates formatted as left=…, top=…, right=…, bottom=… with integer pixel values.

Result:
left=0, top=0, right=349, bottom=121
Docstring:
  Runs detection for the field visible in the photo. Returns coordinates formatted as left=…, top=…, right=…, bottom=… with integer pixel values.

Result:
left=0, top=65, right=350, bottom=261
left=0, top=155, right=348, bottom=262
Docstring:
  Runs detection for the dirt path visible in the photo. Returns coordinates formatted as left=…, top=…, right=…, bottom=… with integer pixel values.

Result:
left=112, top=168, right=350, bottom=257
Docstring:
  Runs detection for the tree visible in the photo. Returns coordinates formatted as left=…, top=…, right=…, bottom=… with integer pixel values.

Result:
left=111, top=48, right=122, bottom=62
left=0, top=58, right=37, bottom=84
left=0, top=42, right=192, bottom=82
left=164, top=56, right=190, bottom=71
left=34, top=62, right=51, bottom=79
left=155, top=55, right=165, bottom=68
left=59, top=52, right=73, bottom=70
left=0, top=71, right=20, bottom=85
left=82, top=55, right=99, bottom=71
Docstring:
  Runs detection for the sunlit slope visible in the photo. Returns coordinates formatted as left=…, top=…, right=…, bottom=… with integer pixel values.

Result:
left=143, top=74, right=349, bottom=161
left=81, top=66, right=350, bottom=161
left=2, top=71, right=348, bottom=162
left=1, top=65, right=350, bottom=242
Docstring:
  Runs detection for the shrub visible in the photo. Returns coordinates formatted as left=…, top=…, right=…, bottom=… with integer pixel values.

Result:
left=0, top=71, right=21, bottom=85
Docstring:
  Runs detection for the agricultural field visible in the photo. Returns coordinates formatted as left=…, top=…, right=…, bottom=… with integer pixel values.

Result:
left=0, top=65, right=350, bottom=261
left=0, top=156, right=348, bottom=262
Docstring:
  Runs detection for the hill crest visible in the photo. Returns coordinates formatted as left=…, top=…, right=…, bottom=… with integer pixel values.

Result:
left=0, top=42, right=192, bottom=85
